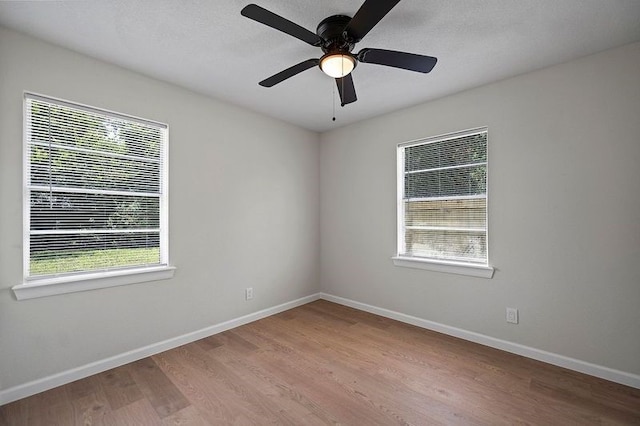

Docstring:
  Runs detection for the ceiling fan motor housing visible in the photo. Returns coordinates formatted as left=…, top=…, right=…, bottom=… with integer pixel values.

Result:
left=317, top=15, right=355, bottom=54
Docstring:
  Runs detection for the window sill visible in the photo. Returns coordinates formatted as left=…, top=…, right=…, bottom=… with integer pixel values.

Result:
left=392, top=256, right=494, bottom=278
left=12, top=266, right=176, bottom=300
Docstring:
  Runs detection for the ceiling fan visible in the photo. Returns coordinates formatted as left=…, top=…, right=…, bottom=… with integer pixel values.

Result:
left=241, top=0, right=437, bottom=106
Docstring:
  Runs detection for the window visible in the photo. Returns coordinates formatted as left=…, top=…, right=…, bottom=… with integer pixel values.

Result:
left=393, top=127, right=493, bottom=278
left=13, top=93, right=174, bottom=300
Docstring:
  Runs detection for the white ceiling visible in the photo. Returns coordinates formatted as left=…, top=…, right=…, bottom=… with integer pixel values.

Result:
left=1, top=0, right=639, bottom=132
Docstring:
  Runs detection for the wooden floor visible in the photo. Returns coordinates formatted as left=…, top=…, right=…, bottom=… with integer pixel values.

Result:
left=2, top=300, right=639, bottom=425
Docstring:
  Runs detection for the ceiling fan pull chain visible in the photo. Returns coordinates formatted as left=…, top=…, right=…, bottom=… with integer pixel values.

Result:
left=340, top=61, right=345, bottom=108
left=332, top=82, right=336, bottom=121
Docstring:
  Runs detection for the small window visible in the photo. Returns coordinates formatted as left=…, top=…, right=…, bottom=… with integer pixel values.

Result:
left=23, top=93, right=170, bottom=284
left=395, top=128, right=490, bottom=275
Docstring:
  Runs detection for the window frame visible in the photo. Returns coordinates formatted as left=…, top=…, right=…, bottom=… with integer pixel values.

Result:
left=392, top=127, right=494, bottom=278
left=13, top=92, right=175, bottom=300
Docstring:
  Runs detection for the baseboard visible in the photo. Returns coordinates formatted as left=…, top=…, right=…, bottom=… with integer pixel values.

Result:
left=3, top=290, right=638, bottom=406
left=0, top=293, right=322, bottom=406
left=319, top=293, right=640, bottom=389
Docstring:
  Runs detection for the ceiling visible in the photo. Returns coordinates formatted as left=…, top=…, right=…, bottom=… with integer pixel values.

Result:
left=1, top=0, right=639, bottom=133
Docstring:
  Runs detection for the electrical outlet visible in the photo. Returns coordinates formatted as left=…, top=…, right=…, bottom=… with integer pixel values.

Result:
left=245, top=287, right=254, bottom=300
left=506, top=307, right=518, bottom=324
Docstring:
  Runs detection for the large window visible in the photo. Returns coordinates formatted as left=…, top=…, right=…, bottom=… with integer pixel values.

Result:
left=15, top=93, right=173, bottom=299
left=394, top=127, right=492, bottom=277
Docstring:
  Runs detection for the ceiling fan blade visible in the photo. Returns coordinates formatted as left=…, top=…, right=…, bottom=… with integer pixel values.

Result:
left=345, top=0, right=402, bottom=42
left=259, top=59, right=320, bottom=87
left=336, top=74, right=357, bottom=106
left=241, top=4, right=322, bottom=46
left=357, top=48, right=437, bottom=73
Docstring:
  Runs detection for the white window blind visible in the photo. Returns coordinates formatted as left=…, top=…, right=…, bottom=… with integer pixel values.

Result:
left=397, top=128, right=488, bottom=265
left=24, top=93, right=168, bottom=279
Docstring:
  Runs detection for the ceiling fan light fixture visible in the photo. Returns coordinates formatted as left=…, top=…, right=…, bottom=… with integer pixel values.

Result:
left=242, top=1, right=438, bottom=107
left=320, top=53, right=356, bottom=78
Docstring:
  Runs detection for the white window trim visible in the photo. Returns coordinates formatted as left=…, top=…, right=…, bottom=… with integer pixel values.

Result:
left=14, top=92, right=175, bottom=300
left=391, top=256, right=494, bottom=278
left=12, top=266, right=176, bottom=300
left=394, top=127, right=494, bottom=278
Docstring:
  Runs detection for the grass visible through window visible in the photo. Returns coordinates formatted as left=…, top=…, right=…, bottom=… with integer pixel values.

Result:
left=30, top=247, right=160, bottom=276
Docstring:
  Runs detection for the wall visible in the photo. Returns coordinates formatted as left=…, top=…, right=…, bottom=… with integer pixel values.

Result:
left=0, top=27, right=320, bottom=392
left=320, top=42, right=640, bottom=377
left=1, top=24, right=638, bottom=399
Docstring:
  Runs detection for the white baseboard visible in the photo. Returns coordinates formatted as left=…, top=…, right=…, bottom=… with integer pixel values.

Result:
left=3, top=290, right=638, bottom=406
left=320, top=293, right=640, bottom=389
left=0, top=293, right=322, bottom=406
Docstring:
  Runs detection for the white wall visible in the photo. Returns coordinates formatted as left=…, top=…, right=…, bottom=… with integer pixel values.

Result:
left=320, top=42, right=640, bottom=376
left=0, top=27, right=320, bottom=391
left=1, top=22, right=639, bottom=397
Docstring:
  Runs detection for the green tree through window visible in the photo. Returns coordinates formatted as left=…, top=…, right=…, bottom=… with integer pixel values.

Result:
left=25, top=94, right=168, bottom=277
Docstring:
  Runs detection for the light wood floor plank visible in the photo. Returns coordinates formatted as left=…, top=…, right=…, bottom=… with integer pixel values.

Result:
left=212, top=348, right=341, bottom=425
left=161, top=405, right=214, bottom=426
left=69, top=390, right=110, bottom=425
left=260, top=311, right=489, bottom=424
left=101, top=398, right=161, bottom=425
left=156, top=345, right=293, bottom=425
left=245, top=319, right=463, bottom=424
left=97, top=365, right=145, bottom=410
left=128, top=357, right=190, bottom=419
